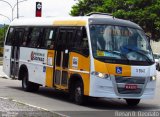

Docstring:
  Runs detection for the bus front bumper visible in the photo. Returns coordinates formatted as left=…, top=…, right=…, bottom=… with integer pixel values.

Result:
left=89, top=75, right=156, bottom=99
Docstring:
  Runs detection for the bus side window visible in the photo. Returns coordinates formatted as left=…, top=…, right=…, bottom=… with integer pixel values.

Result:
left=74, top=27, right=89, bottom=56
left=22, top=34, right=27, bottom=47
left=42, top=28, right=55, bottom=49
left=6, top=27, right=14, bottom=45
left=21, top=28, right=29, bottom=47
left=28, top=27, right=42, bottom=48
left=81, top=27, right=89, bottom=49
left=67, top=30, right=74, bottom=50
left=25, top=28, right=32, bottom=47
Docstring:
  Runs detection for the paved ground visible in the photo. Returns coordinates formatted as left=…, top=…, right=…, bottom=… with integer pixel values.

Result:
left=0, top=66, right=160, bottom=117
left=0, top=98, right=56, bottom=117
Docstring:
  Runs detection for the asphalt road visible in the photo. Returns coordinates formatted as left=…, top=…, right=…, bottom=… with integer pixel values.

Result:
left=0, top=66, right=160, bottom=117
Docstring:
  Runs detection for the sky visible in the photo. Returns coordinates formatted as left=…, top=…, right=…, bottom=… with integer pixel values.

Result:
left=0, top=0, right=77, bottom=24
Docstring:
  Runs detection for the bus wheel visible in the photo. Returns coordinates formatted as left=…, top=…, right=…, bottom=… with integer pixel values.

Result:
left=126, top=99, right=140, bottom=106
left=74, top=81, right=84, bottom=105
left=158, top=65, right=160, bottom=71
left=22, top=72, right=39, bottom=92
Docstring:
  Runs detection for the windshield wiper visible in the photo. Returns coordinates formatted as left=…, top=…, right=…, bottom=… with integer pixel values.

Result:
left=124, top=47, right=153, bottom=64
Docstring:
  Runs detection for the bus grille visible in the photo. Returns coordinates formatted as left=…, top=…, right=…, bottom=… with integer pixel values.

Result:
left=117, top=88, right=142, bottom=94
left=115, top=76, right=146, bottom=95
left=115, top=76, right=145, bottom=84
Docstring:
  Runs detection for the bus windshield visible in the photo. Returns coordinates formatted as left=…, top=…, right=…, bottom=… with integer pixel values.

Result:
left=89, top=25, right=154, bottom=65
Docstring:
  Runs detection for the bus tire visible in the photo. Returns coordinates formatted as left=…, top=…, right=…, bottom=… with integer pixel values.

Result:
left=74, top=81, right=84, bottom=105
left=158, top=64, right=160, bottom=71
left=126, top=99, right=140, bottom=106
left=22, top=72, right=39, bottom=92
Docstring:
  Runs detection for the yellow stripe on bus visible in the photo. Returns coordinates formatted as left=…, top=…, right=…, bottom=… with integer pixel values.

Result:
left=94, top=59, right=131, bottom=76
left=45, top=50, right=55, bottom=87
left=53, top=20, right=86, bottom=26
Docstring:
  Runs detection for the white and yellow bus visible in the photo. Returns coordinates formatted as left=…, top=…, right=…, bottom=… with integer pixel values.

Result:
left=3, top=13, right=156, bottom=106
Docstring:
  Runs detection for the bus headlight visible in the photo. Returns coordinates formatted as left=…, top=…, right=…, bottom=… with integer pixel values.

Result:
left=91, top=71, right=110, bottom=79
left=150, top=76, right=156, bottom=81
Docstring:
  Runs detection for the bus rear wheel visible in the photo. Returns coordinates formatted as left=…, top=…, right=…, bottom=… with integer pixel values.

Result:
left=22, top=72, right=39, bottom=92
left=126, top=99, right=140, bottom=106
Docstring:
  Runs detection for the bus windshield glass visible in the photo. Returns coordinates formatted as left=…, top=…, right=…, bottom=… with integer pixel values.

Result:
left=89, top=25, right=154, bottom=65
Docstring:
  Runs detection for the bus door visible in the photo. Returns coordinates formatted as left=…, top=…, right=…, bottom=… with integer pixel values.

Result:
left=54, top=29, right=74, bottom=89
left=10, top=28, right=24, bottom=79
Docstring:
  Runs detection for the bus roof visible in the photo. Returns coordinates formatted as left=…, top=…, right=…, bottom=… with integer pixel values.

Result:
left=9, top=16, right=142, bottom=30
left=10, top=17, right=88, bottom=26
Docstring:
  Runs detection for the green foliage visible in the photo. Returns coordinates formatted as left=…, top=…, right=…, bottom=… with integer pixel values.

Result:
left=0, top=25, right=8, bottom=47
left=70, top=0, right=104, bottom=16
left=70, top=0, right=160, bottom=41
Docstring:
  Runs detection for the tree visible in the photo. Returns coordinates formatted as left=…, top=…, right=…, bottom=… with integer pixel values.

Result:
left=0, top=25, right=8, bottom=47
left=70, top=0, right=105, bottom=16
left=70, top=0, right=160, bottom=41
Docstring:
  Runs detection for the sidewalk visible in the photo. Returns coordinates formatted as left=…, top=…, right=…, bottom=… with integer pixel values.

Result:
left=0, top=67, right=55, bottom=117
left=0, top=97, right=55, bottom=117
left=0, top=66, right=64, bottom=117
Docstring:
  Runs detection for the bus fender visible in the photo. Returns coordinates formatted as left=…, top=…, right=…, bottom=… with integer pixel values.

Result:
left=68, top=74, right=84, bottom=93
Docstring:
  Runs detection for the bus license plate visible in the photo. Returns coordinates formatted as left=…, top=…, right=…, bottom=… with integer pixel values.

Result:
left=125, top=84, right=137, bottom=90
